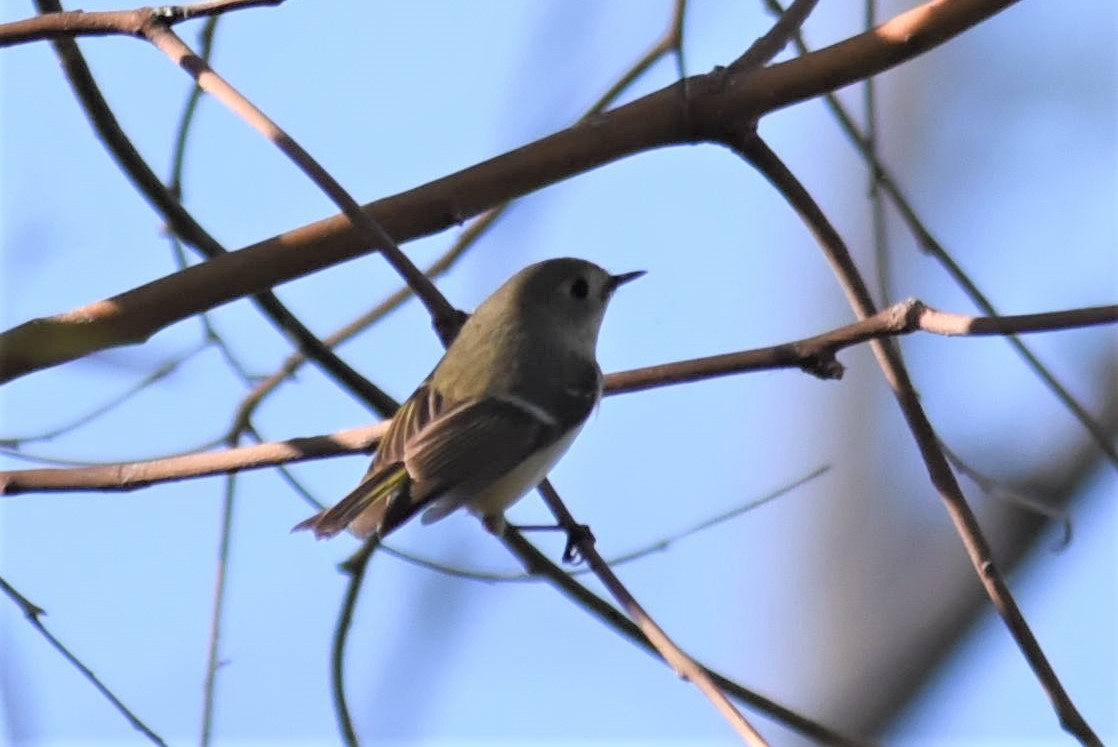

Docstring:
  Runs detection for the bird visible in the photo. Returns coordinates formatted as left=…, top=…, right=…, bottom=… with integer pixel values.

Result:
left=293, top=257, right=643, bottom=542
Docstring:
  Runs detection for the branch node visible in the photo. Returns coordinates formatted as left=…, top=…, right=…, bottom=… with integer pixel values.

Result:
left=895, top=297, right=925, bottom=332
left=799, top=351, right=844, bottom=380
left=150, top=6, right=183, bottom=25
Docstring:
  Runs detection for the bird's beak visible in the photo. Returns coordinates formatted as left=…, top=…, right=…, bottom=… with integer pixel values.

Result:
left=606, top=270, right=646, bottom=295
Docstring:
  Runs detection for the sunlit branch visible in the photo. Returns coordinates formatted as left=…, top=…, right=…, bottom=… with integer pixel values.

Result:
left=0, top=0, right=282, bottom=46
left=3, top=302, right=1111, bottom=496
left=0, top=423, right=387, bottom=495
left=0, top=0, right=1024, bottom=383
left=25, top=0, right=397, bottom=418
left=763, top=0, right=1118, bottom=469
left=732, top=133, right=1101, bottom=746
left=233, top=0, right=694, bottom=433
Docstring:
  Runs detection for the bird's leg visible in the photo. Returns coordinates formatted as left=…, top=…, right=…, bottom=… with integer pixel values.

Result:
left=498, top=518, right=595, bottom=565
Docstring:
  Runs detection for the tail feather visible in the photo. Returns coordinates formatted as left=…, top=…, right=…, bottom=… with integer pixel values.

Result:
left=292, top=463, right=410, bottom=539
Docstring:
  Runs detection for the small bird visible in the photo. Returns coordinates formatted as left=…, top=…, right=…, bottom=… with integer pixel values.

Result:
left=293, top=257, right=643, bottom=541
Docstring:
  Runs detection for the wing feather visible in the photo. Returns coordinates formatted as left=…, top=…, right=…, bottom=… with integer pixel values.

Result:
left=294, top=378, right=591, bottom=539
left=405, top=396, right=558, bottom=493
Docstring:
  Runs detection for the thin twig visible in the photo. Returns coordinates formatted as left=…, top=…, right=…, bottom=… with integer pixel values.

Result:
left=378, top=465, right=829, bottom=582
left=731, top=0, right=818, bottom=72
left=331, top=538, right=380, bottom=747
left=532, top=482, right=769, bottom=745
left=0, top=341, right=208, bottom=446
left=0, top=576, right=168, bottom=746
left=584, top=0, right=688, bottom=114
left=941, top=442, right=1073, bottom=549
left=4, top=302, right=1113, bottom=495
left=141, top=24, right=461, bottom=340
left=733, top=133, right=1101, bottom=747
left=27, top=0, right=397, bottom=418
left=199, top=470, right=237, bottom=747
left=762, top=0, right=1118, bottom=469
left=861, top=0, right=892, bottom=305
left=494, top=530, right=877, bottom=747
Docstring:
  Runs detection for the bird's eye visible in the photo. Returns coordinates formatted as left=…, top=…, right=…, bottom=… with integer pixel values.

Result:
left=570, top=276, right=589, bottom=299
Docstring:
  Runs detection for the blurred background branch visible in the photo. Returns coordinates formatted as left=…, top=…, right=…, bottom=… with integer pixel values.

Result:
left=1, top=1, right=1113, bottom=745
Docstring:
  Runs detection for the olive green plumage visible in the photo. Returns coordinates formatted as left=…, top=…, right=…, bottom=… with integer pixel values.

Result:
left=294, top=258, right=642, bottom=540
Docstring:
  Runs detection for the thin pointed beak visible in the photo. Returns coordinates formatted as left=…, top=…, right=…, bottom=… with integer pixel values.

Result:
left=606, top=270, right=645, bottom=294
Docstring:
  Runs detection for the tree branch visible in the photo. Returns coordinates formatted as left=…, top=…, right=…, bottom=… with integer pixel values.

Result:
left=732, top=133, right=1102, bottom=746
left=0, top=575, right=168, bottom=746
left=529, top=480, right=771, bottom=745
left=0, top=0, right=1023, bottom=382
left=0, top=424, right=386, bottom=495
left=763, top=0, right=1118, bottom=469
left=26, top=0, right=398, bottom=417
left=0, top=1, right=282, bottom=47
left=3, top=300, right=1110, bottom=495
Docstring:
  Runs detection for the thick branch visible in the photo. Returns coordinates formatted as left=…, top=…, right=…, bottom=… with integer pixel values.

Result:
left=27, top=0, right=397, bottom=417
left=0, top=0, right=1022, bottom=382
left=0, top=1, right=282, bottom=46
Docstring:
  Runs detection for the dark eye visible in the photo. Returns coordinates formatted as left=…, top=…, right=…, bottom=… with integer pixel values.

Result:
left=570, top=276, right=589, bottom=299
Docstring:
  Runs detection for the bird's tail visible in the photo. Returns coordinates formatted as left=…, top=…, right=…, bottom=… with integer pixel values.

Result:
left=292, top=463, right=410, bottom=539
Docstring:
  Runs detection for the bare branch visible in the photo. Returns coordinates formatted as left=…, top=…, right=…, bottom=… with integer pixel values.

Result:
left=731, top=0, right=818, bottom=72
left=141, top=24, right=462, bottom=339
left=605, top=300, right=1118, bottom=396
left=0, top=0, right=282, bottom=47
left=331, top=539, right=379, bottom=747
left=530, top=482, right=770, bottom=744
left=0, top=575, right=168, bottom=746
left=732, top=134, right=1102, bottom=746
left=764, top=0, right=1118, bottom=469
left=199, top=473, right=236, bottom=747
left=493, top=529, right=877, bottom=747
left=0, top=424, right=387, bottom=495
left=3, top=302, right=1110, bottom=495
left=27, top=0, right=397, bottom=417
left=0, top=0, right=1024, bottom=382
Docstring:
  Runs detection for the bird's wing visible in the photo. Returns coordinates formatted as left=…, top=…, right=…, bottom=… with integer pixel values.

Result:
left=293, top=383, right=581, bottom=540
left=291, top=461, right=410, bottom=539
left=291, top=379, right=453, bottom=539
left=373, top=379, right=451, bottom=467
left=404, top=393, right=567, bottom=497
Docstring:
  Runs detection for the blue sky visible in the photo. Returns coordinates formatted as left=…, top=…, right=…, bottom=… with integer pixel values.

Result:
left=1, top=1, right=1115, bottom=745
